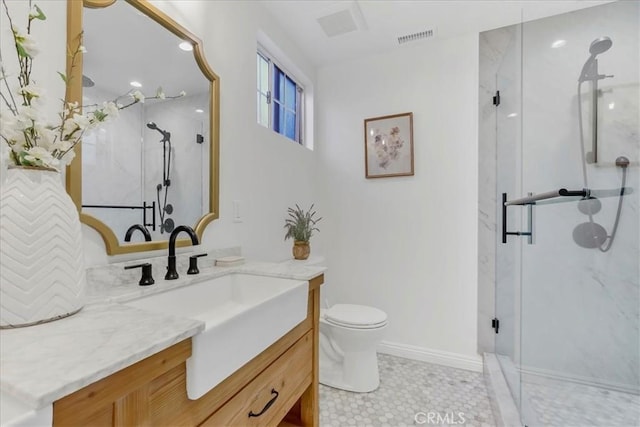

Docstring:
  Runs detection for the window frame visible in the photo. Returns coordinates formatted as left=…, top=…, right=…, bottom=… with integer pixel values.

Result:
left=257, top=45, right=305, bottom=145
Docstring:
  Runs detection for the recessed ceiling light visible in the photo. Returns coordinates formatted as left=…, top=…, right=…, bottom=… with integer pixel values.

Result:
left=551, top=39, right=566, bottom=49
left=195, top=108, right=204, bottom=113
left=179, top=42, right=193, bottom=52
left=507, top=113, right=518, bottom=118
left=608, top=102, right=615, bottom=110
left=130, top=81, right=142, bottom=88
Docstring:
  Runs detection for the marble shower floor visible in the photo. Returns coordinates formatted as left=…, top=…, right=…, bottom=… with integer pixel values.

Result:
left=524, top=379, right=640, bottom=427
left=319, top=354, right=495, bottom=427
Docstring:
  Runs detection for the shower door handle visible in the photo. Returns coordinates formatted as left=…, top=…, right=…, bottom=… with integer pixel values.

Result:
left=502, top=192, right=534, bottom=244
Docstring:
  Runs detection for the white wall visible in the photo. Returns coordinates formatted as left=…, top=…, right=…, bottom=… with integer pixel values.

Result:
left=316, top=34, right=480, bottom=365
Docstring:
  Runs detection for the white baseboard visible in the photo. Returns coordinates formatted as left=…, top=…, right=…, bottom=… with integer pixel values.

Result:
left=377, top=341, right=483, bottom=373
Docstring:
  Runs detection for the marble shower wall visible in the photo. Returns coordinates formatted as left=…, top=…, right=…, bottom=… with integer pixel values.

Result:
left=143, top=93, right=209, bottom=241
left=478, top=1, right=639, bottom=392
left=83, top=86, right=144, bottom=241
left=82, top=90, right=209, bottom=242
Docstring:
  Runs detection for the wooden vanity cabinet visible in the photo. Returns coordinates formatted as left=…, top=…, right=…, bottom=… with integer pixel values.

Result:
left=53, top=275, right=323, bottom=427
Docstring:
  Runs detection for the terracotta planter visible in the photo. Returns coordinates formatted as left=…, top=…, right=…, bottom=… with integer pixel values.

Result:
left=0, top=166, right=86, bottom=328
left=292, top=241, right=310, bottom=260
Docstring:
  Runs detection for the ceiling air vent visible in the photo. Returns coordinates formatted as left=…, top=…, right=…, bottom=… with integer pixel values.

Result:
left=397, top=29, right=435, bottom=45
left=317, top=9, right=358, bottom=37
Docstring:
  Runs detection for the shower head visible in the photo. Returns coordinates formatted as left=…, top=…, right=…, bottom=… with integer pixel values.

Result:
left=589, top=36, right=612, bottom=56
left=573, top=222, right=608, bottom=249
left=82, top=74, right=95, bottom=88
left=147, top=122, right=170, bottom=140
left=579, top=36, right=613, bottom=82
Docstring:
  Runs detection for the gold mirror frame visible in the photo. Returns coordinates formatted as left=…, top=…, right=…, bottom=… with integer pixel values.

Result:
left=66, top=0, right=220, bottom=255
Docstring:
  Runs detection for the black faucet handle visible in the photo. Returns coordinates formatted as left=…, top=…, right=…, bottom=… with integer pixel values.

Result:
left=187, top=253, right=208, bottom=275
left=124, top=263, right=155, bottom=286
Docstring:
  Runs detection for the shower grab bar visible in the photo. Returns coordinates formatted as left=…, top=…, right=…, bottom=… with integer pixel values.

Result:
left=504, top=188, right=589, bottom=206
left=82, top=201, right=156, bottom=231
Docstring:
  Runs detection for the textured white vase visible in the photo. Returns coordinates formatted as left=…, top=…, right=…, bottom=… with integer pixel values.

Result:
left=0, top=166, right=85, bottom=328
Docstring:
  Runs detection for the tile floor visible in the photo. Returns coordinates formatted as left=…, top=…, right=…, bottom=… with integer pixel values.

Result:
left=319, top=354, right=495, bottom=427
left=525, top=380, right=640, bottom=427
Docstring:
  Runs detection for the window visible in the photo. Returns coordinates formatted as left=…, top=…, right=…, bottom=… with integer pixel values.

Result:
left=257, top=48, right=304, bottom=144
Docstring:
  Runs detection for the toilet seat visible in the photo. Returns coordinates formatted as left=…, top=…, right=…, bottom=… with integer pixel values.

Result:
left=323, top=304, right=387, bottom=329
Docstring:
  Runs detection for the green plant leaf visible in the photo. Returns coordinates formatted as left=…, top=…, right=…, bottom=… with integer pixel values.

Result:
left=31, top=5, right=46, bottom=21
left=57, top=71, right=68, bottom=84
left=283, top=204, right=321, bottom=242
left=15, top=43, right=29, bottom=58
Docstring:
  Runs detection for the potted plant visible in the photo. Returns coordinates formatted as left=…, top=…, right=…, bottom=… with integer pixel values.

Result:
left=284, top=204, right=322, bottom=260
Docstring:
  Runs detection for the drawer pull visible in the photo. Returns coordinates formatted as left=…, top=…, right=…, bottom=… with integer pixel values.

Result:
left=248, top=388, right=279, bottom=418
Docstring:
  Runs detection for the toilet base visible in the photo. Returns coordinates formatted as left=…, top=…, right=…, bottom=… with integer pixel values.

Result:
left=320, top=348, right=381, bottom=393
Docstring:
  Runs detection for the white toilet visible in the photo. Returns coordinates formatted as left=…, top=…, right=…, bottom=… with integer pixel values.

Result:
left=281, top=255, right=388, bottom=392
left=319, top=303, right=388, bottom=392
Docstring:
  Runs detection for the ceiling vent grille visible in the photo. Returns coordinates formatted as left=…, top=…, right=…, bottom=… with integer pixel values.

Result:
left=397, top=29, right=435, bottom=45
left=317, top=9, right=358, bottom=37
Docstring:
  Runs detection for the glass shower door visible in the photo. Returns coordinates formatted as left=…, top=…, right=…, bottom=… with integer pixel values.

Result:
left=494, top=22, right=523, bottom=419
left=519, top=2, right=640, bottom=425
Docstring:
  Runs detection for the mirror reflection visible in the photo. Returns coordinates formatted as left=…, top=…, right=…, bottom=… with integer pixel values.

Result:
left=81, top=1, right=210, bottom=244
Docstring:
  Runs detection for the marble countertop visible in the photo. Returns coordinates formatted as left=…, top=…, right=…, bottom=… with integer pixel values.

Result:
left=0, top=260, right=326, bottom=411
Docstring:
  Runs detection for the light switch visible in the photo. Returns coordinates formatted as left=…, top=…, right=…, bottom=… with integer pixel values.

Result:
left=233, top=200, right=242, bottom=223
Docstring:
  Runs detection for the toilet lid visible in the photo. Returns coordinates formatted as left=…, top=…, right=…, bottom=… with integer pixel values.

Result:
left=324, top=304, right=388, bottom=328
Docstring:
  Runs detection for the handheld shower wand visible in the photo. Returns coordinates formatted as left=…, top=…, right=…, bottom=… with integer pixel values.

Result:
left=147, top=122, right=174, bottom=233
left=146, top=122, right=171, bottom=141
left=574, top=36, right=627, bottom=252
left=578, top=37, right=613, bottom=165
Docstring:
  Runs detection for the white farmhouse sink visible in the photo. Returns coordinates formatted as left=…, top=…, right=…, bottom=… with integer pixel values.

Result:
left=124, top=273, right=308, bottom=399
left=0, top=390, right=52, bottom=427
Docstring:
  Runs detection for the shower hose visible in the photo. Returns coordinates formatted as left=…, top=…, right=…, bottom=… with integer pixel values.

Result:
left=576, top=81, right=627, bottom=252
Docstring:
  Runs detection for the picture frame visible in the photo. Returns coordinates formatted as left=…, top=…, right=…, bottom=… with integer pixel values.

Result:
left=364, top=112, right=414, bottom=179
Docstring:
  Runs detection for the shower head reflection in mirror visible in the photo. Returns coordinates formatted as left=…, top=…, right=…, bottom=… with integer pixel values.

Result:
left=146, top=121, right=174, bottom=234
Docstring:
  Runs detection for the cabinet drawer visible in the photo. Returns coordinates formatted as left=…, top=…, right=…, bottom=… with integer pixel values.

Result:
left=200, top=331, right=312, bottom=427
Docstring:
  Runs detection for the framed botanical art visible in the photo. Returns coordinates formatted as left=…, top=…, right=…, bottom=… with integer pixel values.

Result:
left=364, top=112, right=414, bottom=178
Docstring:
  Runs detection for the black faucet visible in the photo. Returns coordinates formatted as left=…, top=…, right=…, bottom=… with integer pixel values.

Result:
left=124, top=263, right=154, bottom=286
left=165, top=225, right=199, bottom=280
left=124, top=224, right=152, bottom=242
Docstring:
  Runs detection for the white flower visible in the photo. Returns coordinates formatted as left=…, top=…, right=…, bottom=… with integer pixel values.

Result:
left=51, top=138, right=73, bottom=154
left=18, top=84, right=43, bottom=99
left=130, top=90, right=145, bottom=103
left=33, top=124, right=57, bottom=150
left=72, top=113, right=92, bottom=130
left=156, top=87, right=165, bottom=99
left=0, top=112, right=27, bottom=150
left=23, top=146, right=59, bottom=168
left=79, top=45, right=87, bottom=53
left=16, top=105, right=40, bottom=122
left=102, top=101, right=119, bottom=119
left=12, top=26, right=39, bottom=57
left=179, top=91, right=186, bottom=97
left=0, top=112, right=20, bottom=141
left=58, top=148, right=75, bottom=167
left=61, top=118, right=79, bottom=140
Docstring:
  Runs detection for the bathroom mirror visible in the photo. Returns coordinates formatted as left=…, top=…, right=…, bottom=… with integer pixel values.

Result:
left=66, top=0, right=220, bottom=255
